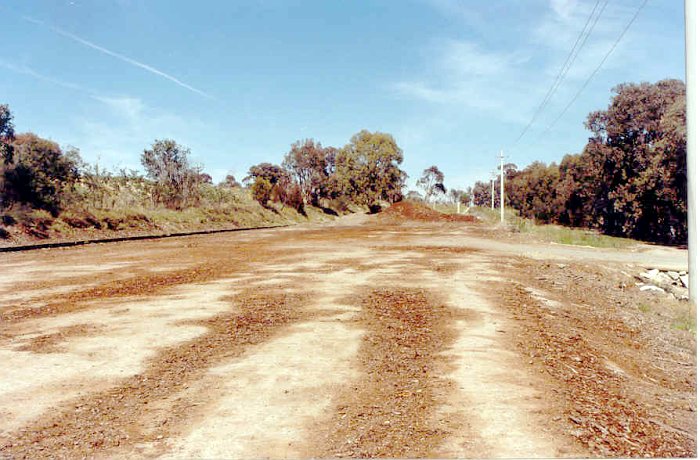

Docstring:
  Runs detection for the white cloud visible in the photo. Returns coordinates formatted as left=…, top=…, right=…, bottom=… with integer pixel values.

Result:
left=391, top=39, right=533, bottom=123
left=0, top=59, right=88, bottom=94
left=90, top=96, right=145, bottom=122
left=549, top=0, right=578, bottom=20
left=439, top=40, right=510, bottom=77
left=74, top=96, right=206, bottom=171
left=396, top=0, right=652, bottom=135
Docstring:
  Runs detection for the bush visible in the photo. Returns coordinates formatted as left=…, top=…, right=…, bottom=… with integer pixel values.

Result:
left=60, top=211, right=102, bottom=229
left=1, top=133, right=80, bottom=214
left=98, top=211, right=152, bottom=231
left=10, top=208, right=55, bottom=239
left=285, top=184, right=305, bottom=215
left=329, top=196, right=351, bottom=213
left=251, top=177, right=273, bottom=207
left=141, top=139, right=202, bottom=209
left=101, top=215, right=124, bottom=230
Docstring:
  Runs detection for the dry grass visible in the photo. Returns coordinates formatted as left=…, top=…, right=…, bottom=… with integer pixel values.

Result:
left=470, top=207, right=636, bottom=249
left=0, top=187, right=336, bottom=244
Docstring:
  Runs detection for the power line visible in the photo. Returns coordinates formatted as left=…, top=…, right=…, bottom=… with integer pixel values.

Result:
left=513, top=0, right=607, bottom=145
left=543, top=0, right=609, bottom=115
left=536, top=0, right=650, bottom=138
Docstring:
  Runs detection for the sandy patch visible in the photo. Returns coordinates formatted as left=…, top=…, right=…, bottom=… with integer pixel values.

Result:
left=162, top=320, right=362, bottom=459
left=435, top=260, right=575, bottom=458
left=0, top=279, right=238, bottom=436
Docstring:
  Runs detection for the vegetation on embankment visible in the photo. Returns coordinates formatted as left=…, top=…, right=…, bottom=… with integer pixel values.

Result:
left=0, top=104, right=406, bottom=244
left=468, top=206, right=636, bottom=249
left=0, top=196, right=337, bottom=246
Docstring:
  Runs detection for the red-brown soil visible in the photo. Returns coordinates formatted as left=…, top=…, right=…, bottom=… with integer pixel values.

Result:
left=0, top=214, right=694, bottom=458
left=379, top=201, right=476, bottom=223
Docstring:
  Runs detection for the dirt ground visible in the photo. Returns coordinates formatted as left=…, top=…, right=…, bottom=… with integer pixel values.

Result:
left=0, top=206, right=695, bottom=458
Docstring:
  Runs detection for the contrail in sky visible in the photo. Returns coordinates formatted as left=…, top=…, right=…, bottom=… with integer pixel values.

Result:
left=0, top=58, right=89, bottom=93
left=23, top=15, right=214, bottom=100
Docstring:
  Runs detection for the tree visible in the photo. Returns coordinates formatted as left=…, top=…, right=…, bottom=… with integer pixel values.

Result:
left=244, top=162, right=305, bottom=213
left=244, top=163, right=287, bottom=186
left=334, top=130, right=407, bottom=211
left=282, top=139, right=334, bottom=205
left=0, top=104, right=15, bottom=165
left=251, top=177, right=273, bottom=207
left=141, top=139, right=201, bottom=209
left=449, top=188, right=470, bottom=206
left=506, top=161, right=562, bottom=222
left=277, top=180, right=305, bottom=214
left=198, top=173, right=213, bottom=184
left=1, top=133, right=80, bottom=213
left=471, top=181, right=491, bottom=207
left=493, top=79, right=687, bottom=244
left=417, top=166, right=446, bottom=204
left=221, top=174, right=241, bottom=188
left=556, top=152, right=601, bottom=228
left=0, top=105, right=16, bottom=209
left=405, top=190, right=423, bottom=201
left=580, top=79, right=687, bottom=242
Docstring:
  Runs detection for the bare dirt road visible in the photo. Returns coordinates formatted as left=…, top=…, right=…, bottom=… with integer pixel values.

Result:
left=0, top=207, right=695, bottom=458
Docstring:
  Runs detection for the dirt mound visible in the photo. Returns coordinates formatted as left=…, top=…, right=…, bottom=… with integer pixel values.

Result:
left=380, top=202, right=476, bottom=223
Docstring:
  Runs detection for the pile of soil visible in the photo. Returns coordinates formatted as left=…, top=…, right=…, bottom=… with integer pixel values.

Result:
left=380, top=202, right=476, bottom=223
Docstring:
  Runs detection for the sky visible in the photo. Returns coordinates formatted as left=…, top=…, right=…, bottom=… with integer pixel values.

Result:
left=0, top=0, right=686, bottom=192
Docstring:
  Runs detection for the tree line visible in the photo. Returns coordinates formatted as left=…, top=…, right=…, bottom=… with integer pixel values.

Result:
left=472, top=79, right=687, bottom=245
left=1, top=78, right=686, bottom=243
left=0, top=103, right=407, bottom=219
left=245, top=130, right=406, bottom=214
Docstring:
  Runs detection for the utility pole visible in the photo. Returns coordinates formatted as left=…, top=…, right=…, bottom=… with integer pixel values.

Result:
left=499, top=150, right=505, bottom=224
left=686, top=0, right=697, bottom=306
left=490, top=174, right=495, bottom=210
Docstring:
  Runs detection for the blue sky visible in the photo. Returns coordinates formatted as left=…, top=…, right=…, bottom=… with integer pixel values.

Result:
left=0, top=0, right=686, bottom=191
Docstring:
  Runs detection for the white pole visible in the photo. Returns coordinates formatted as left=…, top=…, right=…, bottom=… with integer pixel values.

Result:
left=490, top=177, right=495, bottom=209
left=500, top=150, right=505, bottom=224
left=686, top=0, right=697, bottom=306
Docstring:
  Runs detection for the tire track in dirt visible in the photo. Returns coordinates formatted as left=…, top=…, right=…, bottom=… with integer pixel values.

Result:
left=161, top=317, right=363, bottom=459
left=311, top=288, right=469, bottom=458
left=0, top=289, right=311, bottom=459
left=2, top=215, right=693, bottom=458
left=499, top=260, right=696, bottom=457
left=14, top=323, right=107, bottom=353
left=0, top=260, right=245, bottom=324
left=0, top=228, right=302, bottom=324
left=0, top=281, right=241, bottom=437
left=439, top=266, right=579, bottom=457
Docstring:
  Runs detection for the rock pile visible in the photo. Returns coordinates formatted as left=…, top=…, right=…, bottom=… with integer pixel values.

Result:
left=635, top=268, right=689, bottom=300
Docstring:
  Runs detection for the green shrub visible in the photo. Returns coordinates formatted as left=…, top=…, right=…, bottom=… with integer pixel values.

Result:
left=1, top=133, right=80, bottom=214
left=251, top=177, right=273, bottom=207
